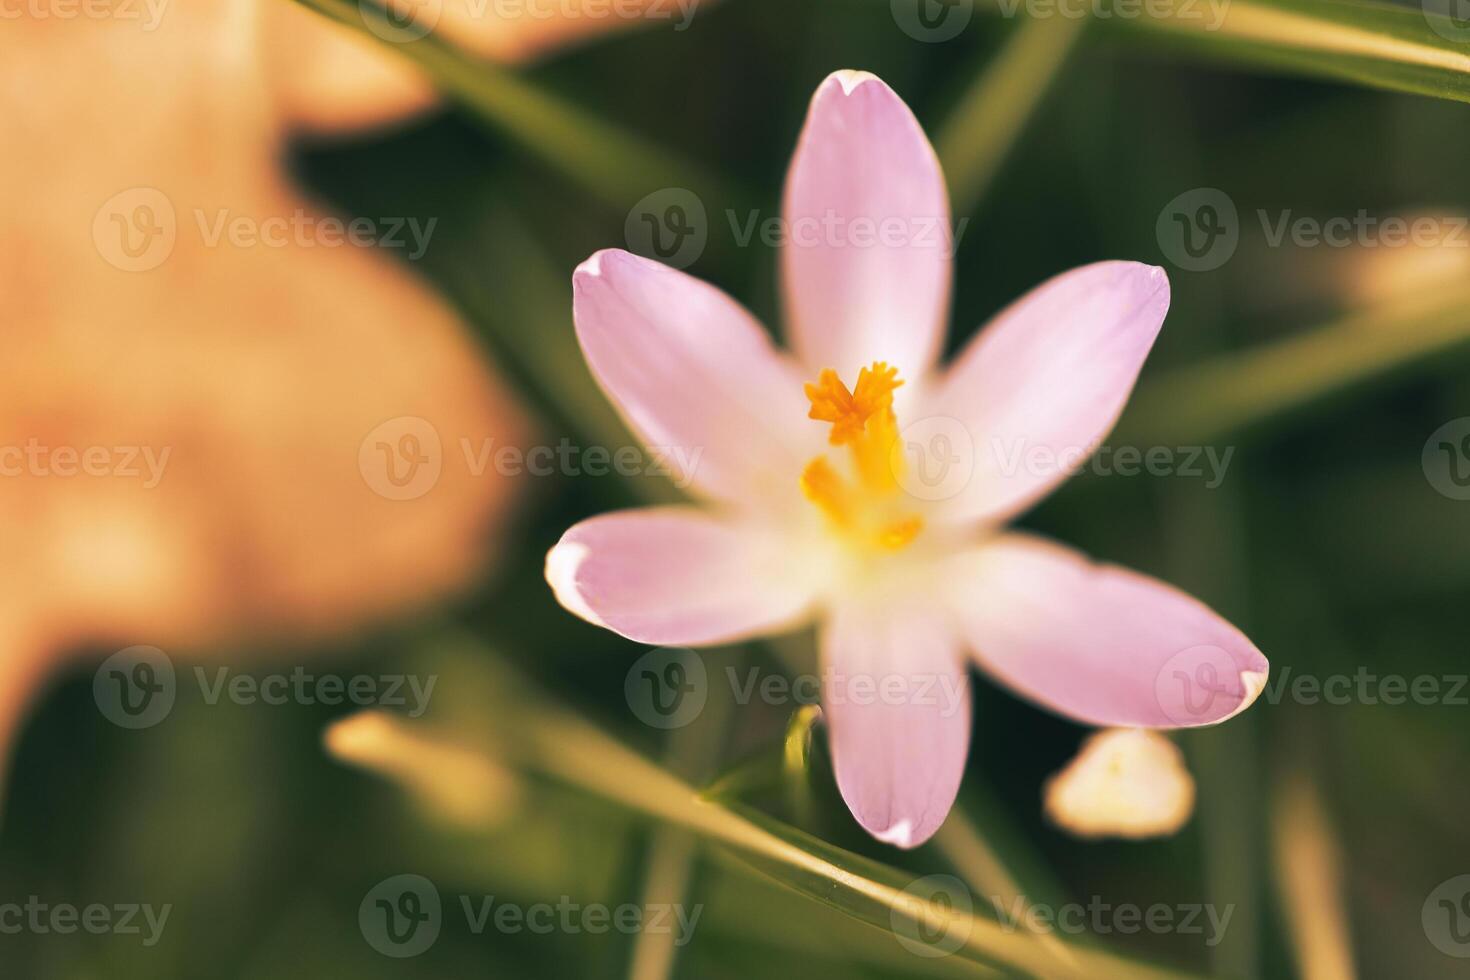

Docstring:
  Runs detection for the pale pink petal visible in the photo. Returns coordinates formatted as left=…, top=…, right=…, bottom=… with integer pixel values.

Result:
left=947, top=534, right=1268, bottom=728
left=546, top=507, right=819, bottom=646
left=573, top=249, right=815, bottom=505
left=821, top=596, right=971, bottom=848
left=782, top=71, right=951, bottom=384
left=926, top=262, right=1170, bottom=527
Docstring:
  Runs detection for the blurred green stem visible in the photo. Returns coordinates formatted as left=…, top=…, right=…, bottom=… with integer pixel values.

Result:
left=449, top=198, right=681, bottom=503
left=934, top=808, right=1083, bottom=975
left=1271, top=772, right=1358, bottom=980
left=936, top=18, right=1086, bottom=218
left=390, top=639, right=1200, bottom=980
left=963, top=0, right=1470, bottom=105
left=762, top=633, right=1083, bottom=973
left=1159, top=426, right=1263, bottom=976
left=1106, top=0, right=1470, bottom=106
left=1121, top=284, right=1470, bottom=445
left=781, top=705, right=821, bottom=828
left=627, top=654, right=737, bottom=980
left=290, top=0, right=728, bottom=208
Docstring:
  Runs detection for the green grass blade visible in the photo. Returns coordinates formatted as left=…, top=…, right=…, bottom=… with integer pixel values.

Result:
left=1120, top=283, right=1470, bottom=445
left=936, top=18, right=1086, bottom=217
left=290, top=0, right=725, bottom=207
left=360, top=636, right=1205, bottom=980
left=1101, top=0, right=1470, bottom=105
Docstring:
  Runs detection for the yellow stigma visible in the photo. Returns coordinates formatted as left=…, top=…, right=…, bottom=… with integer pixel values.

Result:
left=801, top=362, right=922, bottom=552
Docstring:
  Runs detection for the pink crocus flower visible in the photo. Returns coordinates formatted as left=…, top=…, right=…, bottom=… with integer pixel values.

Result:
left=547, top=70, right=1269, bottom=848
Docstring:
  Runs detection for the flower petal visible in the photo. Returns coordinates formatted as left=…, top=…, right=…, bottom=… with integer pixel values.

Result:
left=1043, top=729, right=1195, bottom=839
left=546, top=507, right=820, bottom=646
left=926, top=262, right=1170, bottom=526
left=782, top=71, right=951, bottom=385
left=947, top=534, right=1268, bottom=728
left=573, top=249, right=815, bottom=505
left=821, top=595, right=971, bottom=848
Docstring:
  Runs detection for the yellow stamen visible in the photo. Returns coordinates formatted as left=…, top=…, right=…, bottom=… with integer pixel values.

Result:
left=799, top=457, right=853, bottom=528
left=877, top=516, right=923, bottom=551
left=804, top=362, right=903, bottom=446
left=801, top=362, right=922, bottom=552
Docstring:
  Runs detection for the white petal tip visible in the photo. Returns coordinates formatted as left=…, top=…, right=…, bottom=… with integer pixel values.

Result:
left=1224, top=668, right=1269, bottom=721
left=826, top=69, right=885, bottom=95
left=1147, top=262, right=1171, bottom=294
left=871, top=818, right=918, bottom=848
left=574, top=249, right=620, bottom=281
left=544, top=540, right=607, bottom=629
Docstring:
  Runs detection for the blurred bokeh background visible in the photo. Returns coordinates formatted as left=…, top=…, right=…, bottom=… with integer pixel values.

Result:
left=4, top=0, right=1470, bottom=976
